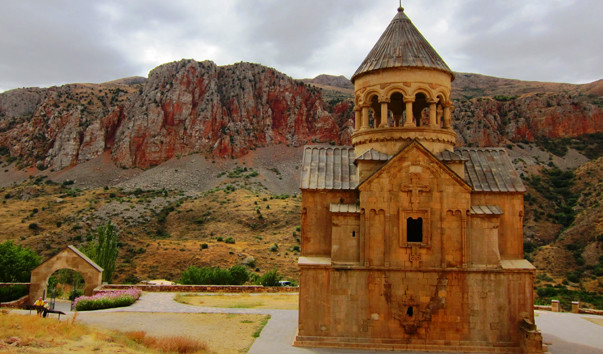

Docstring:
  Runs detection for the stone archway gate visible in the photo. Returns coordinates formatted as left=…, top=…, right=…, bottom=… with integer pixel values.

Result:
left=29, top=245, right=103, bottom=302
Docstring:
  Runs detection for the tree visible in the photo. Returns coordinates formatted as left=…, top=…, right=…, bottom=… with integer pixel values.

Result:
left=0, top=241, right=41, bottom=282
left=87, top=221, right=119, bottom=283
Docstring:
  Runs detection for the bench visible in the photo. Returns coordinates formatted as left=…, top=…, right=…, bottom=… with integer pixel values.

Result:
left=25, top=305, right=66, bottom=320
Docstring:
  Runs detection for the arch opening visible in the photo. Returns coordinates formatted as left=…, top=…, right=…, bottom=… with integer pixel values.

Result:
left=46, top=268, right=86, bottom=302
left=407, top=217, right=423, bottom=243
left=413, top=93, right=428, bottom=127
left=389, top=92, right=405, bottom=127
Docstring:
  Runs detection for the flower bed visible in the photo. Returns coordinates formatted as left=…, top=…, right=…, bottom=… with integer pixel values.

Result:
left=74, top=288, right=142, bottom=311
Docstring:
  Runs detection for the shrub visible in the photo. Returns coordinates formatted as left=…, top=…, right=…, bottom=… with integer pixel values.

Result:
left=0, top=284, right=28, bottom=302
left=224, top=237, right=235, bottom=244
left=258, top=269, right=281, bottom=287
left=269, top=243, right=279, bottom=252
left=179, top=265, right=251, bottom=285
left=74, top=288, right=142, bottom=311
left=200, top=243, right=208, bottom=249
left=69, top=289, right=84, bottom=301
left=229, top=265, right=250, bottom=285
left=567, top=271, right=581, bottom=283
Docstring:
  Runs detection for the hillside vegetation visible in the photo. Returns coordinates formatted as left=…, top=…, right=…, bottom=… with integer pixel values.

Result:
left=0, top=166, right=301, bottom=284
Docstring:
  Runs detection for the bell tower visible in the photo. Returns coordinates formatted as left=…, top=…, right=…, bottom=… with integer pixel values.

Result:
left=351, top=6, right=456, bottom=157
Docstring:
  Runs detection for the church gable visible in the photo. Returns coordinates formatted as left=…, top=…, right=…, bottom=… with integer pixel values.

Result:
left=359, top=141, right=471, bottom=194
left=357, top=141, right=472, bottom=269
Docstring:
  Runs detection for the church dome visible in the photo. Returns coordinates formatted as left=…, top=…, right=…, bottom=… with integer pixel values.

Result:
left=351, top=7, right=453, bottom=83
left=351, top=7, right=456, bottom=157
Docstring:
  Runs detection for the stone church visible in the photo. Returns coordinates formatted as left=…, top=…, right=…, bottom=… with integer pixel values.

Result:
left=295, top=6, right=544, bottom=353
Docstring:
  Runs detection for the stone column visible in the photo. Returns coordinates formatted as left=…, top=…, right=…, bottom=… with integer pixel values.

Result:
left=380, top=101, right=389, bottom=127
left=404, top=98, right=415, bottom=127
left=551, top=300, right=560, bottom=312
left=572, top=301, right=580, bottom=313
left=443, top=103, right=452, bottom=129
left=354, top=106, right=361, bottom=131
left=361, top=106, right=369, bottom=130
left=428, top=100, right=437, bottom=127
left=436, top=105, right=443, bottom=126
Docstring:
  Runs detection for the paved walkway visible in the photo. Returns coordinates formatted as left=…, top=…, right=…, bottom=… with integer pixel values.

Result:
left=26, top=293, right=603, bottom=353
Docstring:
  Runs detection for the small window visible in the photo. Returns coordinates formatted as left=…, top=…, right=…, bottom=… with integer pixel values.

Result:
left=407, top=217, right=423, bottom=243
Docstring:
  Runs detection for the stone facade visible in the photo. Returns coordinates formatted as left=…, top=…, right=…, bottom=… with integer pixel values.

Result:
left=296, top=7, right=543, bottom=353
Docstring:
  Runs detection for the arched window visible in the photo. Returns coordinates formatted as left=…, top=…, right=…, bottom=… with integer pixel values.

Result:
left=406, top=217, right=423, bottom=243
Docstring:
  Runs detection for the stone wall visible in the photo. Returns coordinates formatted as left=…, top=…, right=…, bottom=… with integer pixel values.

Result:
left=97, top=284, right=298, bottom=293
left=297, top=268, right=535, bottom=351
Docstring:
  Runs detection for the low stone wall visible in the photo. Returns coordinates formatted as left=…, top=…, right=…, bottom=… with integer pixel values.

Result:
left=533, top=305, right=552, bottom=311
left=579, top=308, right=603, bottom=315
left=0, top=295, right=30, bottom=309
left=96, top=284, right=299, bottom=294
left=534, top=300, right=602, bottom=316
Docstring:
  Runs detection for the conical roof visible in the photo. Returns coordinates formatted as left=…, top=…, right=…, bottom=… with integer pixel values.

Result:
left=351, top=7, right=453, bottom=82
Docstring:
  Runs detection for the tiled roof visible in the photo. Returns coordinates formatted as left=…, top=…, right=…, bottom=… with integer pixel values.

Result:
left=351, top=8, right=453, bottom=82
left=300, top=145, right=525, bottom=193
left=330, top=204, right=361, bottom=213
left=355, top=149, right=391, bottom=163
left=470, top=205, right=503, bottom=216
left=300, top=146, right=358, bottom=190
left=437, top=150, right=467, bottom=162
left=455, top=147, right=526, bottom=193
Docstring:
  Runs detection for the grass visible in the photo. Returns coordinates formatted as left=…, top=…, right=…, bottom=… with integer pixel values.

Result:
left=583, top=317, right=603, bottom=327
left=75, top=312, right=267, bottom=353
left=253, top=315, right=271, bottom=338
left=124, top=330, right=207, bottom=353
left=0, top=310, right=208, bottom=353
left=174, top=293, right=299, bottom=310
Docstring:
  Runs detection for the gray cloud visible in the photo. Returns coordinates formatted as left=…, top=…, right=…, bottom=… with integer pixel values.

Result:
left=0, top=1, right=139, bottom=91
left=452, top=0, right=603, bottom=83
left=0, top=0, right=601, bottom=93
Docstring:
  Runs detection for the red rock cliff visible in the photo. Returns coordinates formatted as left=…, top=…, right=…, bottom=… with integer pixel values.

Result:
left=0, top=63, right=600, bottom=170
left=0, top=60, right=352, bottom=169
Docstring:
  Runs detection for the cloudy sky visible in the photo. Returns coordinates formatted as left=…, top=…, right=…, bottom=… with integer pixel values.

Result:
left=1, top=0, right=601, bottom=93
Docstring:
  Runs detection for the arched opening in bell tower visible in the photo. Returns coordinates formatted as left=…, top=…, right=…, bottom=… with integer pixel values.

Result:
left=390, top=92, right=405, bottom=127
left=413, top=93, right=429, bottom=127
left=369, top=95, right=380, bottom=128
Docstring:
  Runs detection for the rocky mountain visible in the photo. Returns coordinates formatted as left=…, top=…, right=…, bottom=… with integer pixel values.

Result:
left=0, top=60, right=353, bottom=170
left=1, top=64, right=601, bottom=172
left=301, top=74, right=354, bottom=90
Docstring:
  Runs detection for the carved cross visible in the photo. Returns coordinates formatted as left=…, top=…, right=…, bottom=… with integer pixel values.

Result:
left=400, top=173, right=429, bottom=210
left=409, top=245, right=421, bottom=266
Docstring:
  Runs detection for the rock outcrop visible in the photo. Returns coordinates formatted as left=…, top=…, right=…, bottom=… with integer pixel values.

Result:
left=452, top=93, right=602, bottom=147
